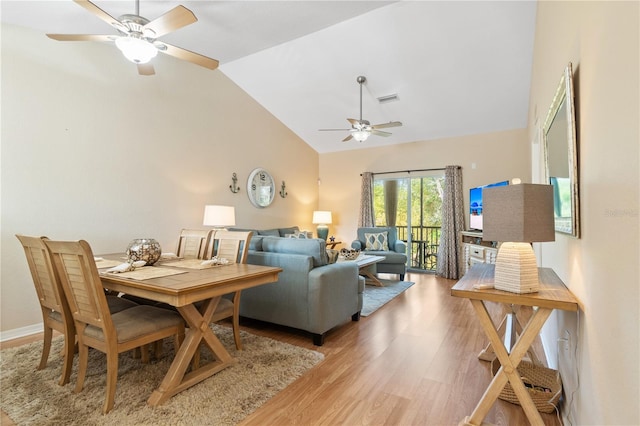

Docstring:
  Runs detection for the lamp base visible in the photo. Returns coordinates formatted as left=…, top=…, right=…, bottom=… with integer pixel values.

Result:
left=316, top=225, right=328, bottom=241
left=494, top=242, right=540, bottom=294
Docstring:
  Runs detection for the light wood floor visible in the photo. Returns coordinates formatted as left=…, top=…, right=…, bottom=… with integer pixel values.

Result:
left=1, top=272, right=562, bottom=425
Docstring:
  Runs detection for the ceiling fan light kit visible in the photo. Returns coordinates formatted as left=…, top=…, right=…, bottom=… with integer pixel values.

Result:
left=46, top=0, right=219, bottom=75
left=320, top=75, right=402, bottom=143
left=115, top=35, right=157, bottom=64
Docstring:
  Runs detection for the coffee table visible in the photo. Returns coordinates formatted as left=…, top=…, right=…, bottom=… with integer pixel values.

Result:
left=339, top=254, right=385, bottom=286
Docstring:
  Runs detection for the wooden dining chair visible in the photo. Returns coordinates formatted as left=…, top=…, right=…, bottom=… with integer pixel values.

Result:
left=44, top=239, right=185, bottom=414
left=176, top=229, right=213, bottom=259
left=16, top=235, right=144, bottom=386
left=15, top=234, right=76, bottom=386
left=207, top=230, right=253, bottom=350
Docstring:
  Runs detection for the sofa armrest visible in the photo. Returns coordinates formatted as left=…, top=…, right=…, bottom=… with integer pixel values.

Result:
left=351, top=240, right=363, bottom=250
left=307, top=262, right=361, bottom=332
left=393, top=240, right=407, bottom=254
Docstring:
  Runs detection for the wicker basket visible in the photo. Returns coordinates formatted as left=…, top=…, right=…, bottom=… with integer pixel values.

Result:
left=491, top=359, right=562, bottom=414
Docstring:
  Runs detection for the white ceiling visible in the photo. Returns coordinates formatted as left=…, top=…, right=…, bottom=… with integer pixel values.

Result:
left=1, top=1, right=537, bottom=154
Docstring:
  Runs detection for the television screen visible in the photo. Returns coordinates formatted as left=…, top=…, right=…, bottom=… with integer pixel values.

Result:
left=469, top=180, right=509, bottom=230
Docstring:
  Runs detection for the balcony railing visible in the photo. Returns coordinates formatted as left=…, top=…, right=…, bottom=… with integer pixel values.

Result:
left=396, top=225, right=441, bottom=272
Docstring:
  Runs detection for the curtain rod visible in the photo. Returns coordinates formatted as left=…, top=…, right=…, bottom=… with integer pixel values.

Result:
left=360, top=166, right=456, bottom=176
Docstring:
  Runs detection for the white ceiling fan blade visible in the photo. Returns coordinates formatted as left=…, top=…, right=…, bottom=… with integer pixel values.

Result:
left=346, top=118, right=359, bottom=127
left=73, top=0, right=121, bottom=30
left=342, top=134, right=354, bottom=142
left=371, top=121, right=402, bottom=130
left=371, top=130, right=392, bottom=137
left=158, top=42, right=219, bottom=70
left=143, top=5, right=197, bottom=38
left=46, top=34, right=114, bottom=42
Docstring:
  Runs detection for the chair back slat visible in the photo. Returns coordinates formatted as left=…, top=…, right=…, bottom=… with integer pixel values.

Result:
left=176, top=229, right=213, bottom=259
left=16, top=235, right=67, bottom=314
left=209, top=230, right=252, bottom=264
left=45, top=240, right=113, bottom=331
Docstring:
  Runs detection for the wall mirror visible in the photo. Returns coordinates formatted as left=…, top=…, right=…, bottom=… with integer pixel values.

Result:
left=543, top=62, right=579, bottom=237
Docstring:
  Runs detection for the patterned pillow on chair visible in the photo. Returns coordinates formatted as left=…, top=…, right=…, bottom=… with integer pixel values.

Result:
left=364, top=232, right=389, bottom=251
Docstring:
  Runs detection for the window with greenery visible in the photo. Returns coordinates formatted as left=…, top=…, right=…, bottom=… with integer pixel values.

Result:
left=373, top=174, right=445, bottom=271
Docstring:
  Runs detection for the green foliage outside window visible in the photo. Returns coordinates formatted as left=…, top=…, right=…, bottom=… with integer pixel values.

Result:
left=373, top=176, right=444, bottom=227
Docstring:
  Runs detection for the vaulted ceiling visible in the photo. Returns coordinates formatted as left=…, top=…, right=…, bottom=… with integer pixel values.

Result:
left=1, top=1, right=537, bottom=153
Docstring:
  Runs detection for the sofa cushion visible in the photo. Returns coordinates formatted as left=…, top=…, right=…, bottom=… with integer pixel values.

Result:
left=365, top=231, right=389, bottom=251
left=261, top=236, right=328, bottom=267
left=363, top=250, right=407, bottom=264
left=257, top=229, right=281, bottom=237
left=356, top=227, right=399, bottom=251
left=249, top=235, right=263, bottom=251
left=278, top=226, right=300, bottom=237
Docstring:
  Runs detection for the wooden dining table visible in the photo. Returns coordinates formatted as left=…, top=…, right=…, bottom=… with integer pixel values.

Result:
left=96, top=254, right=281, bottom=406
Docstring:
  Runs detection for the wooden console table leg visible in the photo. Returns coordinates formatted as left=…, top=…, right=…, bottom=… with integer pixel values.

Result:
left=477, top=305, right=541, bottom=365
left=464, top=300, right=552, bottom=426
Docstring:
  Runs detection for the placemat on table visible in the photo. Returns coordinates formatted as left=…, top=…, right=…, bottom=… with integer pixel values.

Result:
left=94, top=258, right=126, bottom=269
left=161, top=259, right=235, bottom=270
left=102, top=266, right=187, bottom=280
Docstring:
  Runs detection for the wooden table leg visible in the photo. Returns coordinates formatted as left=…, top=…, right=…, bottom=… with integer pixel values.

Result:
left=148, top=297, right=236, bottom=406
left=464, top=300, right=552, bottom=426
left=360, top=264, right=384, bottom=286
left=478, top=305, right=542, bottom=365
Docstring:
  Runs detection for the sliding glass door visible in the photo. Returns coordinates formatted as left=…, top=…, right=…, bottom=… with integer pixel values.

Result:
left=373, top=172, right=444, bottom=272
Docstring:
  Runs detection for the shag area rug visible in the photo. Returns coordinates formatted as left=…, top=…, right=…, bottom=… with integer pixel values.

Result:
left=361, top=279, right=415, bottom=316
left=0, top=325, right=324, bottom=425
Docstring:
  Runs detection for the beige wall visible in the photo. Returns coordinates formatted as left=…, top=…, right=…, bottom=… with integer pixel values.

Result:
left=0, top=24, right=319, bottom=335
left=319, top=128, right=530, bottom=245
left=529, top=1, right=639, bottom=424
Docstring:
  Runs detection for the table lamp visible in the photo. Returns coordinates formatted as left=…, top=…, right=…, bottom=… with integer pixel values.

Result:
left=312, top=211, right=332, bottom=241
left=203, top=205, right=236, bottom=229
left=482, top=184, right=555, bottom=293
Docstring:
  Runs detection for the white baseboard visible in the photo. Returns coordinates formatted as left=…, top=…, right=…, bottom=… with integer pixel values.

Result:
left=0, top=323, right=44, bottom=342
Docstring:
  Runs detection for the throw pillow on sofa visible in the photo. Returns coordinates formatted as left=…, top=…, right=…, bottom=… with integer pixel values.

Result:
left=365, top=231, right=389, bottom=251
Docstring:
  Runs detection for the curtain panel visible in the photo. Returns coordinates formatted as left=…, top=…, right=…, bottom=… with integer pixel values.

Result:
left=436, top=165, right=465, bottom=279
left=383, top=179, right=398, bottom=227
left=359, top=172, right=374, bottom=227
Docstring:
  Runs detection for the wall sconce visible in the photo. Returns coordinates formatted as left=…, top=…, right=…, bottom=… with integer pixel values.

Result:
left=279, top=181, right=288, bottom=198
left=229, top=173, right=240, bottom=193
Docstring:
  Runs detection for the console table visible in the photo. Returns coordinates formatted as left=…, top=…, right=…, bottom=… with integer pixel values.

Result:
left=451, top=264, right=579, bottom=426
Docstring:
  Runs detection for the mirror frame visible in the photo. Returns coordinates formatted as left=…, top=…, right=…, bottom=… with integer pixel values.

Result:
left=543, top=62, right=579, bottom=237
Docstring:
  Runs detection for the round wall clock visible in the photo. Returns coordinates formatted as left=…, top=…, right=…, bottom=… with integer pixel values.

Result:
left=247, top=167, right=275, bottom=208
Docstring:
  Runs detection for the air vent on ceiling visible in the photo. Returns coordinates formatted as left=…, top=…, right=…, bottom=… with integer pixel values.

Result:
left=377, top=93, right=399, bottom=104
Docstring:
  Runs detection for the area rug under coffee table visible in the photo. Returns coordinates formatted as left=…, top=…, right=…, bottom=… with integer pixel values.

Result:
left=361, top=279, right=415, bottom=316
left=0, top=325, right=323, bottom=425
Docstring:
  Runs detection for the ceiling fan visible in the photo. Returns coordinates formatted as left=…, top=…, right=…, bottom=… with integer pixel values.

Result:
left=320, top=75, right=402, bottom=142
left=46, top=0, right=219, bottom=76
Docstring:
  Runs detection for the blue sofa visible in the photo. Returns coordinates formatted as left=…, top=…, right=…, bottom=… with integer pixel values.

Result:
left=351, top=226, right=408, bottom=280
left=238, top=235, right=363, bottom=346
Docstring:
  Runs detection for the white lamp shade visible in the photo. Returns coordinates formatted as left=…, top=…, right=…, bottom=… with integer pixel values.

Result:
left=312, top=211, right=332, bottom=225
left=203, top=205, right=236, bottom=227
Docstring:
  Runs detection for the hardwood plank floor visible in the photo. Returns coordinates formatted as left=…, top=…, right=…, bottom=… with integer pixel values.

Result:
left=1, top=272, right=562, bottom=425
